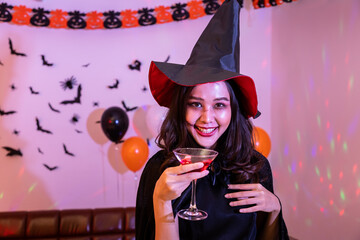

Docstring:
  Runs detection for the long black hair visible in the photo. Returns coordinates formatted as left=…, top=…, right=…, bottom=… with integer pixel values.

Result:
left=156, top=80, right=263, bottom=183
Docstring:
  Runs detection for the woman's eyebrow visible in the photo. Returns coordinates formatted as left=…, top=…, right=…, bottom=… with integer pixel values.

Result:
left=188, top=96, right=230, bottom=101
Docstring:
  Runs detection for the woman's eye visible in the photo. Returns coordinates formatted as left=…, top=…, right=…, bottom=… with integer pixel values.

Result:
left=214, top=103, right=226, bottom=108
left=188, top=102, right=202, bottom=108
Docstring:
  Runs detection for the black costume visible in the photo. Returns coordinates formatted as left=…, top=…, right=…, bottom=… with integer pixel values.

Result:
left=136, top=150, right=289, bottom=240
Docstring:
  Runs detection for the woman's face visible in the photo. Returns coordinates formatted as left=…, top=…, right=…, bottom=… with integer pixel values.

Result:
left=185, top=82, right=232, bottom=148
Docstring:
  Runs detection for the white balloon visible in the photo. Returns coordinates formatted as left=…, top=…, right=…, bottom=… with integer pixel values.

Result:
left=145, top=105, right=168, bottom=138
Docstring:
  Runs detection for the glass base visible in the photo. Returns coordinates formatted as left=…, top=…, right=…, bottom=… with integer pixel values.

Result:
left=177, top=208, right=208, bottom=221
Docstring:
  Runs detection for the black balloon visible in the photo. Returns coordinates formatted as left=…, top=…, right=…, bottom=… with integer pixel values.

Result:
left=101, top=107, right=129, bottom=143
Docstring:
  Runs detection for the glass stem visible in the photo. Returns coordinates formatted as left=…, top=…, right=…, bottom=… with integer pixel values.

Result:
left=189, top=179, right=197, bottom=211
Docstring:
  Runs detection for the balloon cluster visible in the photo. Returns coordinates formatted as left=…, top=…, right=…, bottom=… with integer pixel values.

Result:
left=100, top=106, right=149, bottom=172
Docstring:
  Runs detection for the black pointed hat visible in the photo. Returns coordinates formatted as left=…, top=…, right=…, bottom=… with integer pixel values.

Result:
left=149, top=0, right=260, bottom=119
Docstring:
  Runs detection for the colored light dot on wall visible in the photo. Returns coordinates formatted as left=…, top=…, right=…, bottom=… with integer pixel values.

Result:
left=18, top=166, right=25, bottom=178
left=343, top=142, right=348, bottom=152
left=330, top=139, right=335, bottom=152
left=295, top=182, right=299, bottom=191
left=311, top=145, right=317, bottom=157
left=319, top=145, right=323, bottom=152
left=293, top=206, right=297, bottom=211
left=337, top=134, right=341, bottom=142
left=288, top=165, right=292, bottom=174
left=339, top=171, right=343, bottom=179
left=327, top=167, right=332, bottom=180
left=329, top=200, right=334, bottom=205
left=329, top=184, right=333, bottom=190
left=261, top=59, right=268, bottom=69
left=340, top=190, right=346, bottom=201
left=320, top=207, right=324, bottom=212
left=315, top=166, right=320, bottom=176
left=348, top=75, right=354, bottom=91
left=356, top=189, right=360, bottom=197
left=325, top=99, right=329, bottom=107
left=305, top=218, right=312, bottom=227
left=0, top=192, right=3, bottom=199
left=299, top=161, right=303, bottom=168
left=28, top=183, right=37, bottom=193
left=353, top=164, right=357, bottom=173
left=317, top=114, right=321, bottom=127
left=339, top=209, right=345, bottom=216
left=320, top=177, right=324, bottom=183
left=296, top=131, right=301, bottom=143
left=326, top=121, right=330, bottom=129
left=357, top=179, right=360, bottom=187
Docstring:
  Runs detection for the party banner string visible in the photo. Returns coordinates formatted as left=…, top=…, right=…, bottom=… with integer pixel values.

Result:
left=0, top=0, right=297, bottom=30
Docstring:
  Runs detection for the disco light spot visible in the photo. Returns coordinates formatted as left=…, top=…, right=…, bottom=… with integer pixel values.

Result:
left=28, top=183, right=37, bottom=193
left=261, top=59, right=268, bottom=69
left=339, top=209, right=345, bottom=216
left=311, top=145, right=317, bottom=157
left=0, top=192, right=3, bottom=199
left=353, top=164, right=357, bottom=173
left=326, top=121, right=330, bottom=129
left=295, top=182, right=299, bottom=191
left=317, top=114, right=321, bottom=127
left=356, top=189, right=360, bottom=197
left=299, top=161, right=303, bottom=168
left=339, top=171, right=343, bottom=179
left=284, top=144, right=289, bottom=156
left=325, top=99, right=329, bottom=107
left=343, top=142, right=348, bottom=152
left=296, top=131, right=301, bottom=143
left=357, top=179, right=360, bottom=187
left=288, top=165, right=292, bottom=174
left=347, top=113, right=360, bottom=136
left=336, top=133, right=341, bottom=142
left=320, top=207, right=324, bottom=213
left=340, top=190, right=346, bottom=201
left=291, top=161, right=296, bottom=173
left=330, top=139, right=335, bottom=152
left=329, top=199, right=334, bottom=205
left=319, top=145, right=323, bottom=152
left=320, top=177, right=324, bottom=183
left=293, top=206, right=297, bottom=211
left=315, top=166, right=320, bottom=177
left=329, top=184, right=333, bottom=190
left=348, top=75, right=354, bottom=91
left=327, top=167, right=332, bottom=180
left=18, top=166, right=25, bottom=178
left=305, top=218, right=312, bottom=227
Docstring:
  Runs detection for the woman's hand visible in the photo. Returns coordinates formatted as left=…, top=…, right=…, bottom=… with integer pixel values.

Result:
left=154, top=162, right=209, bottom=202
left=224, top=183, right=280, bottom=214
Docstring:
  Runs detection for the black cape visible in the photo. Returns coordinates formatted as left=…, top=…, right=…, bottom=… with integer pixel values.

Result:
left=136, top=150, right=289, bottom=240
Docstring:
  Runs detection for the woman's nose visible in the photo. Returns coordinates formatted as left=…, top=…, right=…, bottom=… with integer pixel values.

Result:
left=200, top=107, right=214, bottom=123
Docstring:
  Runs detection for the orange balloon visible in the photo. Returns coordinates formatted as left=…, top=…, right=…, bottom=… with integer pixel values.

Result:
left=121, top=137, right=149, bottom=172
left=253, top=127, right=271, bottom=157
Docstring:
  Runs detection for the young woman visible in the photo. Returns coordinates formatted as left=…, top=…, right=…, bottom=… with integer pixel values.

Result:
left=136, top=0, right=289, bottom=239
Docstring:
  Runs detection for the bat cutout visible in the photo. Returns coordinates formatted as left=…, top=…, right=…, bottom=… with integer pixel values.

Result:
left=75, top=129, right=82, bottom=133
left=43, top=164, right=58, bottom=171
left=41, top=55, right=54, bottom=66
left=2, top=146, right=22, bottom=156
left=36, top=117, right=53, bottom=134
left=93, top=102, right=99, bottom=107
left=70, top=114, right=79, bottom=124
left=8, top=38, right=27, bottom=57
left=146, top=138, right=150, bottom=146
left=142, top=86, right=148, bottom=92
left=164, top=55, right=170, bottom=63
left=38, top=148, right=44, bottom=154
left=60, top=84, right=82, bottom=105
left=108, top=79, right=119, bottom=89
left=82, top=63, right=90, bottom=67
left=29, top=87, right=40, bottom=95
left=48, top=103, right=60, bottom=113
left=128, top=60, right=141, bottom=71
left=10, top=84, right=16, bottom=90
left=13, top=129, right=19, bottom=135
left=121, top=100, right=138, bottom=112
left=0, top=108, right=16, bottom=116
left=0, top=60, right=3, bottom=66
left=63, top=144, right=75, bottom=156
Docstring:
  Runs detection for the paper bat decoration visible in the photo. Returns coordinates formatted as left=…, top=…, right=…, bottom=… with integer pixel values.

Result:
left=10, top=84, right=16, bottom=90
left=164, top=55, right=170, bottom=63
left=128, top=60, right=141, bottom=71
left=13, top=129, right=19, bottom=135
left=60, top=84, right=82, bottom=105
left=0, top=108, right=16, bottom=116
left=142, top=86, right=148, bottom=92
left=38, top=148, right=44, bottom=154
left=82, top=63, right=90, bottom=67
left=121, top=100, right=137, bottom=112
left=48, top=103, right=60, bottom=113
left=29, top=87, right=40, bottom=95
left=35, top=117, right=53, bottom=134
left=0, top=60, right=3, bottom=65
left=41, top=55, right=54, bottom=66
left=2, top=146, right=22, bottom=156
left=8, top=38, right=27, bottom=57
left=63, top=144, right=74, bottom=156
left=108, top=79, right=119, bottom=89
left=75, top=129, right=82, bottom=133
left=93, top=102, right=99, bottom=107
left=43, top=164, right=58, bottom=171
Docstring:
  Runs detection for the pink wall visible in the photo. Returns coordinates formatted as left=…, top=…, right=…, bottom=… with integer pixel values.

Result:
left=271, top=0, right=360, bottom=239
left=0, top=0, right=359, bottom=239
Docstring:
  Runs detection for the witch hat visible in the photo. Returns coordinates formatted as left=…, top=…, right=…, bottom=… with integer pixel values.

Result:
left=149, top=0, right=260, bottom=119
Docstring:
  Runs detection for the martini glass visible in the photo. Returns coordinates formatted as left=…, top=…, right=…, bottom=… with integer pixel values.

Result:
left=173, top=148, right=218, bottom=221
